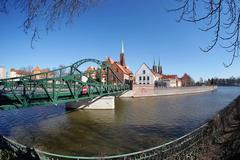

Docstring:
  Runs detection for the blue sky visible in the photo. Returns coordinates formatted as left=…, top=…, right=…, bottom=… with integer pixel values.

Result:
left=0, top=0, right=239, bottom=81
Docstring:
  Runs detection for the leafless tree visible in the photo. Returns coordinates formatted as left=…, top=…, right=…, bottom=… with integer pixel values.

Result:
left=171, top=0, right=240, bottom=67
left=0, top=0, right=99, bottom=48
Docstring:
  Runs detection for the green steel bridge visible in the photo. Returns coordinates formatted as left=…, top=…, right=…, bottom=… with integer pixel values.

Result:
left=0, top=59, right=130, bottom=110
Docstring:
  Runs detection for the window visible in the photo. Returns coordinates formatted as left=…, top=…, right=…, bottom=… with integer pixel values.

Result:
left=147, top=82, right=149, bottom=84
left=143, top=76, right=145, bottom=80
left=139, top=76, right=142, bottom=80
left=147, top=76, right=150, bottom=80
left=116, top=68, right=119, bottom=72
left=142, top=70, right=146, bottom=74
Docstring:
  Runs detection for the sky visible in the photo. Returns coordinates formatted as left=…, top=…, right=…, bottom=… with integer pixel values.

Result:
left=0, top=0, right=240, bottom=81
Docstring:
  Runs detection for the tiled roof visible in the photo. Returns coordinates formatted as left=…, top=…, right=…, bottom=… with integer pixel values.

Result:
left=123, top=66, right=132, bottom=75
left=161, top=74, right=177, bottom=79
left=105, top=57, right=132, bottom=76
left=115, top=62, right=128, bottom=74
left=10, top=68, right=31, bottom=75
left=107, top=57, right=115, bottom=64
left=41, top=69, right=49, bottom=73
left=181, top=73, right=190, bottom=79
left=33, top=66, right=41, bottom=72
left=86, top=66, right=95, bottom=71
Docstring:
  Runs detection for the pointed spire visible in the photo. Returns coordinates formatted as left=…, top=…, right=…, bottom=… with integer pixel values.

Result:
left=158, top=58, right=162, bottom=74
left=153, top=57, right=157, bottom=72
left=121, top=40, right=124, bottom=53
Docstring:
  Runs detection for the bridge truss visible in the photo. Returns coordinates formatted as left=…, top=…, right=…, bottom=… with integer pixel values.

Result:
left=0, top=59, right=129, bottom=110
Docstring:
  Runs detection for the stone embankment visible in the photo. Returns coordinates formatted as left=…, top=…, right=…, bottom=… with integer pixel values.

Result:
left=120, top=85, right=217, bottom=98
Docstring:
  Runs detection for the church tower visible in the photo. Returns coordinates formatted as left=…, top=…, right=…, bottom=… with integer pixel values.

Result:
left=152, top=58, right=158, bottom=73
left=120, top=40, right=126, bottom=66
left=158, top=58, right=162, bottom=74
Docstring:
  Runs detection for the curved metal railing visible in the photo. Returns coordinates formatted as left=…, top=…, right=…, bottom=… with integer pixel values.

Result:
left=1, top=123, right=208, bottom=160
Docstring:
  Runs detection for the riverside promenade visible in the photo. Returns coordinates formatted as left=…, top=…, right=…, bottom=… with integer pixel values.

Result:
left=120, top=85, right=217, bottom=98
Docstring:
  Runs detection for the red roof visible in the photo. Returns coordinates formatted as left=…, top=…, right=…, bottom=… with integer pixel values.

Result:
left=104, top=56, right=132, bottom=76
left=33, top=66, right=41, bottom=72
left=107, top=57, right=115, bottom=64
left=161, top=74, right=177, bottom=79
left=10, top=68, right=31, bottom=75
left=115, top=62, right=128, bottom=74
left=115, top=62, right=133, bottom=75
left=181, top=73, right=190, bottom=79
left=86, top=66, right=95, bottom=71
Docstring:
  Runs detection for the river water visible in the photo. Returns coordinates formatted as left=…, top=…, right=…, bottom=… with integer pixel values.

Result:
left=0, top=87, right=239, bottom=156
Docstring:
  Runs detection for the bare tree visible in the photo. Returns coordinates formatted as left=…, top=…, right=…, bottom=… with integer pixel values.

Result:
left=171, top=0, right=240, bottom=67
left=0, top=0, right=99, bottom=48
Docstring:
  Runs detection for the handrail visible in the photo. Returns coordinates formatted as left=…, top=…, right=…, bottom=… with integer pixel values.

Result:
left=1, top=123, right=208, bottom=159
left=0, top=58, right=109, bottom=82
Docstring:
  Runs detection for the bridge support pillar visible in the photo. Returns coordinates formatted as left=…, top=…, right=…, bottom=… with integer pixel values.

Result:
left=66, top=96, right=115, bottom=110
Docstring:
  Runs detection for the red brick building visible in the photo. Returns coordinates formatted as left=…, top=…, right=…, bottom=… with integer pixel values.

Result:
left=104, top=41, right=133, bottom=84
left=181, top=73, right=193, bottom=87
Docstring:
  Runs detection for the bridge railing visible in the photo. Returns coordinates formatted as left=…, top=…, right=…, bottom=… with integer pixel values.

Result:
left=0, top=123, right=208, bottom=160
left=0, top=58, right=131, bottom=109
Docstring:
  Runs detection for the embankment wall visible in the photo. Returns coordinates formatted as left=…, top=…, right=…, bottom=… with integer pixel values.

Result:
left=120, top=85, right=217, bottom=98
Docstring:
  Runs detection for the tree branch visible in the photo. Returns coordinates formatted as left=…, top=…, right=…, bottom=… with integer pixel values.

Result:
left=172, top=0, right=240, bottom=67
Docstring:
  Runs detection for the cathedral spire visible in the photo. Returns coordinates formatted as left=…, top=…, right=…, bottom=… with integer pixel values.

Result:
left=158, top=58, right=162, bottom=74
left=153, top=58, right=157, bottom=72
left=121, top=40, right=124, bottom=53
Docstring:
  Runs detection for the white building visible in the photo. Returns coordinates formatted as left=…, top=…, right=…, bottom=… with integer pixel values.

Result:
left=10, top=69, right=17, bottom=78
left=135, top=63, right=157, bottom=85
left=161, top=75, right=182, bottom=87
left=135, top=63, right=182, bottom=87
left=0, top=66, right=6, bottom=79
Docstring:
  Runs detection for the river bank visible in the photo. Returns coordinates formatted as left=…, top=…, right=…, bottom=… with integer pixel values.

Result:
left=120, top=85, right=217, bottom=98
left=198, top=95, right=240, bottom=159
left=0, top=87, right=239, bottom=159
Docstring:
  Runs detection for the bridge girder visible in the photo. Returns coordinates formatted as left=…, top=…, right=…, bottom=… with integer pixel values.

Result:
left=0, top=58, right=129, bottom=110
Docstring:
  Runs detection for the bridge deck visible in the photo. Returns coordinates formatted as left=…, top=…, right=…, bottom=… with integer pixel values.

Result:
left=0, top=59, right=130, bottom=110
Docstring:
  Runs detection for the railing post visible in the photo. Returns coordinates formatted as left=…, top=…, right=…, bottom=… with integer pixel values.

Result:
left=52, top=80, right=55, bottom=103
left=107, top=67, right=109, bottom=92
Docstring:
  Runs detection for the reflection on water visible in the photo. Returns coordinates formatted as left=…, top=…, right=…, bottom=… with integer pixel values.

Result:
left=0, top=87, right=239, bottom=156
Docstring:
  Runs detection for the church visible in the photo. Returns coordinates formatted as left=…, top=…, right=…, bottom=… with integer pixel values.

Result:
left=104, top=41, right=133, bottom=85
